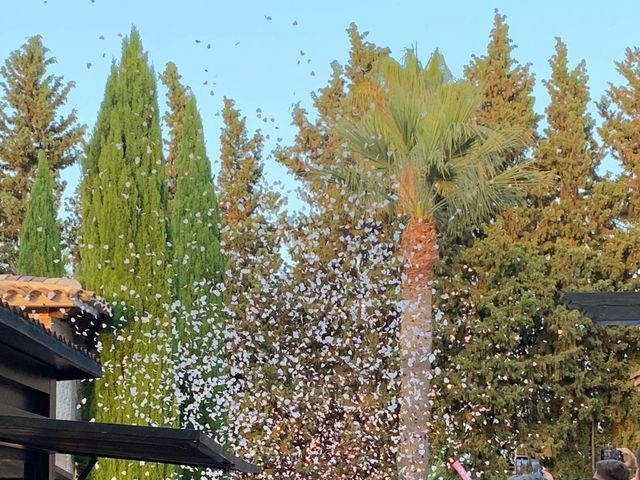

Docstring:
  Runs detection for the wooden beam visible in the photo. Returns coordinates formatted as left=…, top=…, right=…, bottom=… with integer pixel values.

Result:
left=76, top=457, right=97, bottom=480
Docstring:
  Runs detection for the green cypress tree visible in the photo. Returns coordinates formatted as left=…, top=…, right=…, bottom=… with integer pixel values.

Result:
left=171, top=94, right=226, bottom=479
left=173, top=95, right=222, bottom=310
left=80, top=28, right=169, bottom=312
left=14, top=151, right=64, bottom=277
left=79, top=28, right=173, bottom=480
left=0, top=36, right=84, bottom=270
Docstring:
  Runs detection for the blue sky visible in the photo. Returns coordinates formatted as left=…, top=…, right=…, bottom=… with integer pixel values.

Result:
left=1, top=0, right=638, bottom=210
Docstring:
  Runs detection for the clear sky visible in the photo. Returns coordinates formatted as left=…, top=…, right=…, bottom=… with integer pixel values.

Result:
left=2, top=0, right=638, bottom=210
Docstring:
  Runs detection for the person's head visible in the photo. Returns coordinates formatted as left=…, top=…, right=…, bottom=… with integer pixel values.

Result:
left=595, top=460, right=630, bottom=480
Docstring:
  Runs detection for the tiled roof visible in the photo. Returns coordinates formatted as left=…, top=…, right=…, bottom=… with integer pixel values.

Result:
left=0, top=274, right=108, bottom=319
left=0, top=298, right=101, bottom=371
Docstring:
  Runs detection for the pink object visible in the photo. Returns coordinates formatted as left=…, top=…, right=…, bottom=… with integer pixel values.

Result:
left=452, top=460, right=473, bottom=480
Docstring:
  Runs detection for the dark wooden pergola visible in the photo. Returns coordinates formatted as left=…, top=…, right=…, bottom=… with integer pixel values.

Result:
left=0, top=415, right=260, bottom=479
left=0, top=289, right=260, bottom=479
left=560, top=292, right=640, bottom=326
left=562, top=291, right=640, bottom=392
left=561, top=291, right=640, bottom=469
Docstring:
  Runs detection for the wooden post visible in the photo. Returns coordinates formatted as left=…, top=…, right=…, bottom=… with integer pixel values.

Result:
left=24, top=450, right=54, bottom=480
left=591, top=418, right=596, bottom=473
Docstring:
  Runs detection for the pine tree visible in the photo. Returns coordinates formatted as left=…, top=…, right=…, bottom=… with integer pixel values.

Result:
left=265, top=25, right=402, bottom=479
left=430, top=38, right=640, bottom=480
left=79, top=28, right=174, bottom=480
left=0, top=36, right=83, bottom=270
left=216, top=96, right=285, bottom=469
left=217, top=96, right=280, bottom=293
left=218, top=97, right=264, bottom=234
left=14, top=151, right=64, bottom=277
left=280, top=23, right=389, bottom=188
left=596, top=46, right=640, bottom=455
left=465, top=11, right=539, bottom=160
left=534, top=38, right=599, bottom=207
left=160, top=61, right=188, bottom=211
left=599, top=47, right=640, bottom=219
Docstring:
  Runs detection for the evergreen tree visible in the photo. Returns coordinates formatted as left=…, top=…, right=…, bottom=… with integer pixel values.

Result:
left=534, top=38, right=599, bottom=206
left=597, top=46, right=640, bottom=454
left=160, top=61, right=188, bottom=210
left=465, top=11, right=539, bottom=161
left=599, top=47, right=640, bottom=219
left=171, top=94, right=226, bottom=479
left=265, top=25, right=404, bottom=479
left=217, top=97, right=280, bottom=299
left=279, top=23, right=389, bottom=188
left=15, top=151, right=64, bottom=277
left=430, top=38, right=640, bottom=480
left=216, top=96, right=285, bottom=472
left=173, top=96, right=222, bottom=310
left=0, top=36, right=83, bottom=270
left=79, top=28, right=173, bottom=480
left=218, top=97, right=264, bottom=234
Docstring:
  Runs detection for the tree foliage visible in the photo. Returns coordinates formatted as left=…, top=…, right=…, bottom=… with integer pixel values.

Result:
left=216, top=95, right=286, bottom=475
left=3, top=13, right=640, bottom=480
left=599, top=47, right=640, bottom=219
left=161, top=61, right=188, bottom=212
left=79, top=28, right=174, bottom=480
left=15, top=151, right=64, bottom=277
left=170, top=94, right=226, bottom=464
left=431, top=34, right=640, bottom=480
left=172, top=95, right=223, bottom=311
left=263, top=25, right=402, bottom=479
left=0, top=35, right=83, bottom=270
left=465, top=11, right=539, bottom=161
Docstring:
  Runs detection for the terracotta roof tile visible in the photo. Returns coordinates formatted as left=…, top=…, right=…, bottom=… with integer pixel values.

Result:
left=0, top=274, right=108, bottom=321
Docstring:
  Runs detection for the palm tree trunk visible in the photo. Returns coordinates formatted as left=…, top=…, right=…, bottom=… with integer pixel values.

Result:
left=398, top=215, right=438, bottom=480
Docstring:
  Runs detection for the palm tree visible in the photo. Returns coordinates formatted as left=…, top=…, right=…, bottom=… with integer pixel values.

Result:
left=332, top=50, right=540, bottom=479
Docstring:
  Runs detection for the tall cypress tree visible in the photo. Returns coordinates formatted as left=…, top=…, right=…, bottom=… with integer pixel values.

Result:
left=171, top=94, right=226, bottom=479
left=79, top=28, right=173, bottom=480
left=0, top=36, right=83, bottom=270
left=15, top=151, right=64, bottom=277
left=173, top=97, right=222, bottom=310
